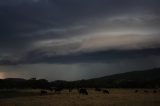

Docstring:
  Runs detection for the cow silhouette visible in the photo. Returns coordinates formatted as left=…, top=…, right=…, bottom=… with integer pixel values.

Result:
left=54, top=87, right=63, bottom=94
left=40, top=90, right=48, bottom=95
left=103, top=90, right=109, bottom=94
left=135, top=90, right=138, bottom=93
left=68, top=88, right=73, bottom=93
left=79, top=88, right=88, bottom=95
left=144, top=90, right=149, bottom=93
left=95, top=88, right=102, bottom=92
left=153, top=90, right=157, bottom=93
left=46, top=87, right=53, bottom=91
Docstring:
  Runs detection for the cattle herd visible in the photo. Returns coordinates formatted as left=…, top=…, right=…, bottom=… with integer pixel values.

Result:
left=40, top=87, right=110, bottom=95
left=40, top=87, right=159, bottom=96
left=135, top=89, right=159, bottom=93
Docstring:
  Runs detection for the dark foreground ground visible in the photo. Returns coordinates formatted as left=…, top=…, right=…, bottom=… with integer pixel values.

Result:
left=0, top=89, right=160, bottom=106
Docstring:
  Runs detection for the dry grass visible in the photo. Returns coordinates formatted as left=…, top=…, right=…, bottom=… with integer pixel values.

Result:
left=0, top=89, right=160, bottom=106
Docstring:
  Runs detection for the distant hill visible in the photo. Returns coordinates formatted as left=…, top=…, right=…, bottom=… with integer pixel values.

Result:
left=0, top=68, right=160, bottom=89
left=71, top=68, right=160, bottom=88
left=91, top=68, right=160, bottom=81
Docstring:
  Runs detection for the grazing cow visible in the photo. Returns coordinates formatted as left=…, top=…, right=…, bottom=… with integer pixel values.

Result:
left=79, top=88, right=88, bottom=95
left=68, top=88, right=73, bottom=93
left=144, top=90, right=149, bottom=93
left=54, top=87, right=63, bottom=94
left=40, top=90, right=48, bottom=95
left=46, top=87, right=53, bottom=91
left=95, top=88, right=101, bottom=92
left=135, top=90, right=138, bottom=93
left=153, top=90, right=157, bottom=93
left=103, top=90, right=109, bottom=94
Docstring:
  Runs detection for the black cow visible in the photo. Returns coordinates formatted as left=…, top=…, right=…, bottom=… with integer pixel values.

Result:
left=95, top=88, right=102, bottom=92
left=46, top=87, right=53, bottom=91
left=79, top=88, right=88, bottom=95
left=144, top=90, right=149, bottom=93
left=103, top=90, right=109, bottom=94
left=54, top=87, right=63, bottom=94
left=153, top=90, right=157, bottom=93
left=68, top=88, right=73, bottom=93
left=40, top=90, right=48, bottom=95
left=135, top=90, right=138, bottom=93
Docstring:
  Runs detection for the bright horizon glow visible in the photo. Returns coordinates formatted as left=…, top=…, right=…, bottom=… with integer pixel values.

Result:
left=0, top=72, right=5, bottom=79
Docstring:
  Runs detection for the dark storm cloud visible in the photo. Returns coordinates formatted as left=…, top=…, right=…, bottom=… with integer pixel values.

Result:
left=0, top=0, right=160, bottom=65
left=0, top=47, right=160, bottom=65
left=31, top=48, right=160, bottom=64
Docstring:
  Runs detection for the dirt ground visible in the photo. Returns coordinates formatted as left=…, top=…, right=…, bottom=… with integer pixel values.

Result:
left=0, top=89, right=160, bottom=106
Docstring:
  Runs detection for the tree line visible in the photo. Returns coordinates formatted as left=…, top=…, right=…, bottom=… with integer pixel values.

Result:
left=0, top=77, right=160, bottom=89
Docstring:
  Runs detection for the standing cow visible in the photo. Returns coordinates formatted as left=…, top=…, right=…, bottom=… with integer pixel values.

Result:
left=40, top=90, right=48, bottom=95
left=79, top=88, right=88, bottom=95
left=135, top=90, right=138, bottom=93
left=95, top=88, right=102, bottom=92
left=54, top=87, right=63, bottom=94
left=103, top=89, right=109, bottom=94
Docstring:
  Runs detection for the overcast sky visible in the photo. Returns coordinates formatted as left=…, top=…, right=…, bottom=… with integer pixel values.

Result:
left=0, top=0, right=160, bottom=81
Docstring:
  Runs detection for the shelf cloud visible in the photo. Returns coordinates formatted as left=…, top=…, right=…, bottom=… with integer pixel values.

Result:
left=0, top=0, right=160, bottom=80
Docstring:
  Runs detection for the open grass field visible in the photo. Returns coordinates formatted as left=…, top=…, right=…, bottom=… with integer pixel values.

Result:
left=0, top=89, right=160, bottom=106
